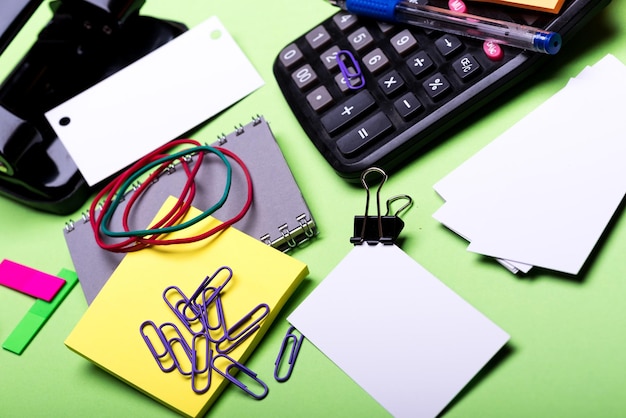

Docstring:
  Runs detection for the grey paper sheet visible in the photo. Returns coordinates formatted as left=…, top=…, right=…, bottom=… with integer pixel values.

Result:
left=63, top=116, right=316, bottom=304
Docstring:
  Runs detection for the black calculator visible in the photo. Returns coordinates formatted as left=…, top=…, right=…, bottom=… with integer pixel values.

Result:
left=273, top=0, right=611, bottom=180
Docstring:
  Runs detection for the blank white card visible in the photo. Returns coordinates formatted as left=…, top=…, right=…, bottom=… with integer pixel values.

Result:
left=289, top=244, right=509, bottom=418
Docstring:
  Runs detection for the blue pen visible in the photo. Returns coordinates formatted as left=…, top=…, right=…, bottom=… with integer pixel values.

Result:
left=328, top=0, right=562, bottom=55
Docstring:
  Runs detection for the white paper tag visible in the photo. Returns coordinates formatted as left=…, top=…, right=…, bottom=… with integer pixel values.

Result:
left=45, top=16, right=264, bottom=186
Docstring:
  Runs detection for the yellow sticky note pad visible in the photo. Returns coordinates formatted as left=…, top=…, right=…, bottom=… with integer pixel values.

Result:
left=65, top=197, right=308, bottom=417
left=469, top=0, right=565, bottom=13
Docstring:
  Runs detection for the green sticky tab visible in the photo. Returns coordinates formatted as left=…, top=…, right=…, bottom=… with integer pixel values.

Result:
left=2, top=313, right=46, bottom=354
left=2, top=269, right=78, bottom=355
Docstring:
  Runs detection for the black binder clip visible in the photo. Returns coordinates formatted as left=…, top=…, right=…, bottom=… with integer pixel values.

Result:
left=350, top=167, right=412, bottom=246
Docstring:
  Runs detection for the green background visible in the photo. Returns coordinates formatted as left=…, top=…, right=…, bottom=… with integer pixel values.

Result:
left=1, top=0, right=625, bottom=417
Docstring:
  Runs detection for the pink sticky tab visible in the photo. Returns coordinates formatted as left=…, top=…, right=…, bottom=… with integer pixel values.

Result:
left=448, top=0, right=467, bottom=13
left=483, top=40, right=504, bottom=61
left=0, top=259, right=66, bottom=301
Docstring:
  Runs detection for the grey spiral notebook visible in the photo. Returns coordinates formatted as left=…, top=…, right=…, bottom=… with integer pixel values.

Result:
left=63, top=116, right=317, bottom=304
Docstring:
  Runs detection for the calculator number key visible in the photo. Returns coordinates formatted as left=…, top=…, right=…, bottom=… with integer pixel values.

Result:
left=390, top=29, right=418, bottom=56
left=362, top=48, right=390, bottom=75
left=333, top=12, right=358, bottom=32
left=278, top=43, right=303, bottom=69
left=348, top=27, right=374, bottom=52
left=321, top=46, right=342, bottom=71
left=291, top=64, right=318, bottom=90
left=305, top=25, right=331, bottom=50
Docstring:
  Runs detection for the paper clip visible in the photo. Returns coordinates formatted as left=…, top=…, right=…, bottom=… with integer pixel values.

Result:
left=212, top=353, right=269, bottom=400
left=160, top=322, right=194, bottom=377
left=201, top=292, right=228, bottom=342
left=181, top=266, right=233, bottom=322
left=191, top=333, right=213, bottom=394
left=274, top=326, right=304, bottom=382
left=139, top=320, right=178, bottom=373
left=336, top=50, right=365, bottom=90
left=163, top=286, right=204, bottom=334
left=217, top=303, right=270, bottom=354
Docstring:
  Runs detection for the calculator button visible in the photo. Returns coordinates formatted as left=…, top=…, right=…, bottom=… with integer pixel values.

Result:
left=305, top=25, right=331, bottom=50
left=423, top=73, right=451, bottom=100
left=321, top=90, right=376, bottom=135
left=452, top=54, right=481, bottom=80
left=483, top=40, right=504, bottom=61
left=406, top=51, right=434, bottom=78
left=448, top=0, right=467, bottom=12
left=333, top=12, right=358, bottom=32
left=334, top=71, right=365, bottom=92
left=321, top=46, right=341, bottom=70
left=362, top=48, right=390, bottom=75
left=348, top=27, right=375, bottom=52
left=378, top=70, right=405, bottom=96
left=337, top=112, right=392, bottom=156
left=377, top=21, right=395, bottom=34
left=390, top=29, right=418, bottom=56
left=278, top=43, right=303, bottom=69
left=291, top=64, right=318, bottom=90
left=306, top=86, right=334, bottom=112
left=394, top=92, right=423, bottom=119
left=435, top=35, right=463, bottom=58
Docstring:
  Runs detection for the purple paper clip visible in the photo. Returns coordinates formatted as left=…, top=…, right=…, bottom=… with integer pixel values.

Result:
left=182, top=266, right=232, bottom=321
left=191, top=333, right=213, bottom=394
left=139, top=320, right=178, bottom=373
left=200, top=292, right=228, bottom=344
left=212, top=353, right=269, bottom=400
left=274, top=326, right=305, bottom=382
left=336, top=50, right=365, bottom=90
left=216, top=303, right=270, bottom=354
left=163, top=286, right=203, bottom=332
left=160, top=322, right=194, bottom=376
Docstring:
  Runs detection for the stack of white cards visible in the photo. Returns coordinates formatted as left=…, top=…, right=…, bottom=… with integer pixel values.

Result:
left=433, top=54, right=626, bottom=275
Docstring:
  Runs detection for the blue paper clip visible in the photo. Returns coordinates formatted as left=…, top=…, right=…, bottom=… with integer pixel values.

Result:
left=336, top=49, right=365, bottom=90
left=212, top=353, right=269, bottom=400
left=274, top=326, right=304, bottom=382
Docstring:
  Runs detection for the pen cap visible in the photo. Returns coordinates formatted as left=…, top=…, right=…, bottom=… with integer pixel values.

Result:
left=345, top=0, right=399, bottom=21
left=533, top=31, right=562, bottom=55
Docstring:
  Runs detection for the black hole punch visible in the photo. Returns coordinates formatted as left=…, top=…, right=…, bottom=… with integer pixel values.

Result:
left=59, top=117, right=71, bottom=126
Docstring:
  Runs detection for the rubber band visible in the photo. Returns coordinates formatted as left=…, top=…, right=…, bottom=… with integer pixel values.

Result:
left=99, top=145, right=231, bottom=238
left=132, top=147, right=253, bottom=247
left=90, top=140, right=212, bottom=252
left=90, top=139, right=254, bottom=252
left=90, top=138, right=203, bottom=250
